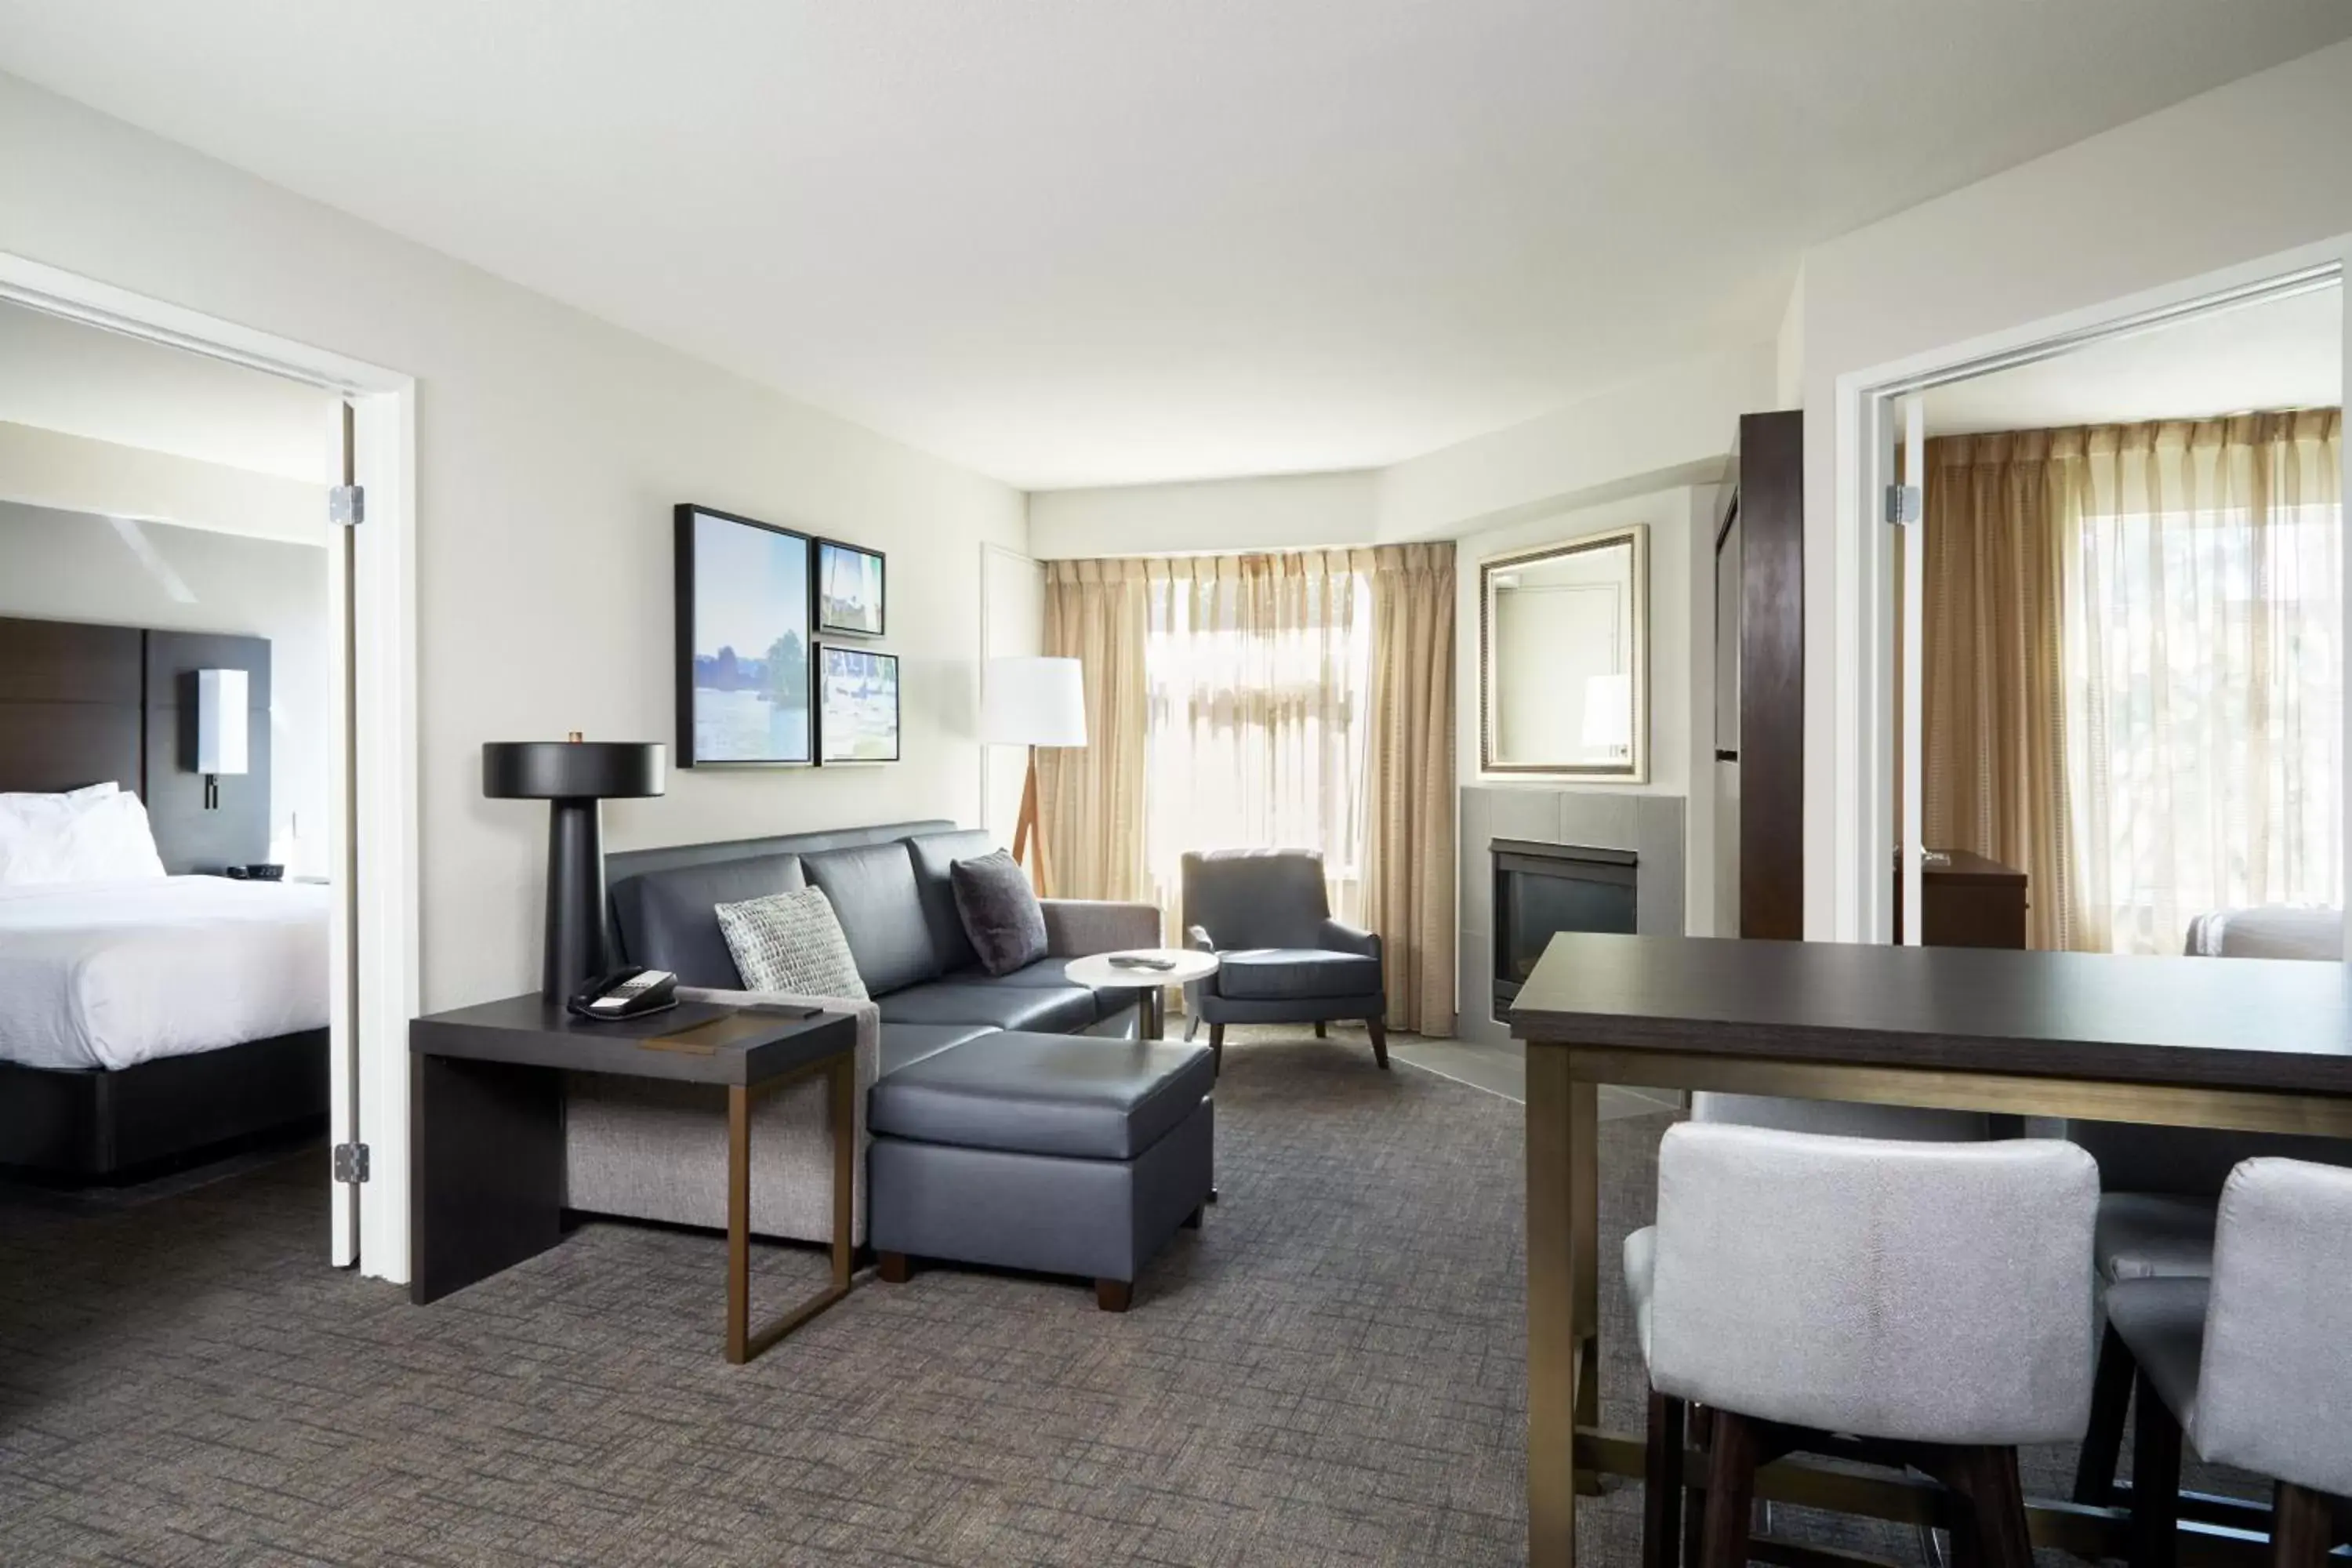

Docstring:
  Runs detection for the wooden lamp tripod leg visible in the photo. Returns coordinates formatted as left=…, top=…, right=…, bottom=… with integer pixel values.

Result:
left=1011, top=745, right=1041, bottom=887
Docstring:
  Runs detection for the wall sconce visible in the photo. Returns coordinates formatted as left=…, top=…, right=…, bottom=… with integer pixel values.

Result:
left=196, top=668, right=249, bottom=811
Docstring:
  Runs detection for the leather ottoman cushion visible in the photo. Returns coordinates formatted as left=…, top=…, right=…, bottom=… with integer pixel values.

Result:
left=877, top=980, right=1098, bottom=1035
left=1218, top=947, right=1381, bottom=1000
left=880, top=1022, right=1000, bottom=1076
left=869, top=1031, right=1216, bottom=1160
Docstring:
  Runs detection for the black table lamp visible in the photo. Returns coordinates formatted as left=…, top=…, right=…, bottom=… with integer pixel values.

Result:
left=483, top=736, right=667, bottom=1000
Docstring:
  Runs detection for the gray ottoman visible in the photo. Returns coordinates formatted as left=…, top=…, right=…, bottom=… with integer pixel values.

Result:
left=866, top=1030, right=1215, bottom=1311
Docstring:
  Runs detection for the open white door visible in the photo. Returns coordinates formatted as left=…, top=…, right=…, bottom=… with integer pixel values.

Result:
left=326, top=401, right=360, bottom=1264
left=1898, top=395, right=1926, bottom=946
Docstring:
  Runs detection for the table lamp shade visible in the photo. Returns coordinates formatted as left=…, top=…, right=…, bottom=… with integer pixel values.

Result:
left=982, top=657, right=1087, bottom=748
left=482, top=739, right=667, bottom=999
left=482, top=740, right=666, bottom=800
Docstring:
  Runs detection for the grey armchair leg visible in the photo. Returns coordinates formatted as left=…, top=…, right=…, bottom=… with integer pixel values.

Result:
left=1367, top=1015, right=1389, bottom=1070
left=1207, top=1022, right=1224, bottom=1074
left=1185, top=1016, right=1199, bottom=1043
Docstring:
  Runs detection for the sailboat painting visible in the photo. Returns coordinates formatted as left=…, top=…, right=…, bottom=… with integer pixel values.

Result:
left=816, top=645, right=900, bottom=764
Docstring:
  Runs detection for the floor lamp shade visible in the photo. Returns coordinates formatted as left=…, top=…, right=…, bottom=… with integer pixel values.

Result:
left=482, top=740, right=667, bottom=1000
left=982, top=658, right=1086, bottom=880
left=982, top=657, right=1087, bottom=746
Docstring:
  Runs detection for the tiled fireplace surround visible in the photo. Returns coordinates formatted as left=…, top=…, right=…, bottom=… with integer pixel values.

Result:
left=1457, top=785, right=1686, bottom=1046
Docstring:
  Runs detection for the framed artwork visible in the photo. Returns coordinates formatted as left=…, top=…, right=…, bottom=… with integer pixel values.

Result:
left=815, top=644, right=900, bottom=764
left=674, top=503, right=813, bottom=766
left=815, top=538, right=886, bottom=637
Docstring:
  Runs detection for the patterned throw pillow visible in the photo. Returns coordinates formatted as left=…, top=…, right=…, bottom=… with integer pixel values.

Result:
left=949, top=850, right=1049, bottom=977
left=713, top=886, right=869, bottom=1000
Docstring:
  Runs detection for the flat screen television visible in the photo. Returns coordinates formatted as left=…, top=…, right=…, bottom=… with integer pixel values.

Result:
left=674, top=503, right=813, bottom=766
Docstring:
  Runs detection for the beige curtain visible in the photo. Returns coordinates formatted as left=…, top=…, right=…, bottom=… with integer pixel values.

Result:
left=1361, top=543, right=1457, bottom=1035
left=2062, top=411, right=2343, bottom=954
left=1036, top=559, right=1149, bottom=902
left=1921, top=430, right=2078, bottom=949
left=1139, top=552, right=1374, bottom=939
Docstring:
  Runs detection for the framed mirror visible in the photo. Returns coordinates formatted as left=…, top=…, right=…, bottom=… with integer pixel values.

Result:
left=1479, top=525, right=1648, bottom=779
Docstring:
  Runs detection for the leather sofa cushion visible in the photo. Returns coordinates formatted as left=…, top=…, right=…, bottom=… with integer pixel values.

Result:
left=801, top=841, right=939, bottom=996
left=1218, top=947, right=1382, bottom=1000
left=869, top=1030, right=1216, bottom=1160
left=609, top=851, right=805, bottom=988
left=877, top=981, right=1098, bottom=1035
left=906, top=828, right=995, bottom=974
left=880, top=1022, right=999, bottom=1076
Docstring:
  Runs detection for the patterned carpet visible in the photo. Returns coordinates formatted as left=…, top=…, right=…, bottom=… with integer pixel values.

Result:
left=2, top=1029, right=1575, bottom=1567
left=2, top=1027, right=2240, bottom=1567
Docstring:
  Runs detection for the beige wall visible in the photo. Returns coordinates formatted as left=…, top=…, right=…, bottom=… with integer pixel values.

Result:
left=0, top=74, right=1027, bottom=1011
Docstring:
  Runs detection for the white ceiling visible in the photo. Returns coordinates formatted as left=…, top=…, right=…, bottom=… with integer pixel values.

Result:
left=2, top=3, right=2348, bottom=489
left=1923, top=285, right=2343, bottom=436
left=0, top=299, right=339, bottom=481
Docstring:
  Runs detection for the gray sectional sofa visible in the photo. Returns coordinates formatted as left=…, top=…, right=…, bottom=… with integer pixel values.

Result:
left=564, top=821, right=1214, bottom=1307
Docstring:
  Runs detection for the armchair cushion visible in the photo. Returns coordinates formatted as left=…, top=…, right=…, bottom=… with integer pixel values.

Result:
left=1182, top=848, right=1332, bottom=953
left=1217, top=947, right=1383, bottom=1001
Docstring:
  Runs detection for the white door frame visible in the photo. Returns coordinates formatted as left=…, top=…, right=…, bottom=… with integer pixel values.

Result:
left=1829, top=238, right=2350, bottom=949
left=0, top=250, right=421, bottom=1280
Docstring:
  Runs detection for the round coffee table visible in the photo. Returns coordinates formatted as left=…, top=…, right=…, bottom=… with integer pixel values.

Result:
left=1063, top=948, right=1219, bottom=1040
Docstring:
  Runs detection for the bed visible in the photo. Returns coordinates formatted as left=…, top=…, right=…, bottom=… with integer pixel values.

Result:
left=0, top=614, right=330, bottom=1180
left=2184, top=904, right=2344, bottom=961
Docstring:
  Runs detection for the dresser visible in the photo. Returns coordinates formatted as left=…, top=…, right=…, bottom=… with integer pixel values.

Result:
left=1894, top=848, right=2029, bottom=949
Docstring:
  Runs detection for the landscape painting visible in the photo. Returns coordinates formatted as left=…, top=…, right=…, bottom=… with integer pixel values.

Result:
left=675, top=504, right=812, bottom=765
left=818, top=645, right=899, bottom=764
left=815, top=539, right=885, bottom=637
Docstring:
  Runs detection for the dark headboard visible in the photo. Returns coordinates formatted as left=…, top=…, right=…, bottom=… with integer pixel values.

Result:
left=0, top=615, right=271, bottom=873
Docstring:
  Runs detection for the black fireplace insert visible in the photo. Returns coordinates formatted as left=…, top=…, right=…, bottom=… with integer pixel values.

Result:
left=1493, top=838, right=1636, bottom=1014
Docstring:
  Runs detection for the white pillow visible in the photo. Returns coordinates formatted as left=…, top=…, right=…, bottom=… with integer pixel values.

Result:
left=714, top=887, right=870, bottom=1000
left=0, top=787, right=165, bottom=887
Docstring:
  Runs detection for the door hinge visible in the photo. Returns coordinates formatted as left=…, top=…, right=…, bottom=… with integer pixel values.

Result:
left=332, top=1142, right=370, bottom=1183
left=329, top=485, right=365, bottom=526
left=1883, top=483, right=1922, bottom=526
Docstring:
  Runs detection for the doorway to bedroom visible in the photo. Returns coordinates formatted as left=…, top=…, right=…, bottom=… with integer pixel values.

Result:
left=1866, top=267, right=2347, bottom=959
left=0, top=285, right=408, bottom=1276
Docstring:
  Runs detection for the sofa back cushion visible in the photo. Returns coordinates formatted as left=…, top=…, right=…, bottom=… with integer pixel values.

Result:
left=906, top=828, right=996, bottom=973
left=801, top=840, right=939, bottom=995
left=611, top=851, right=807, bottom=987
left=1182, top=848, right=1331, bottom=953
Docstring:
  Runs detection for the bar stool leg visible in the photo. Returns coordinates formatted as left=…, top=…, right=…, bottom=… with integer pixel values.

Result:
left=1642, top=1389, right=1686, bottom=1568
left=1700, top=1410, right=1762, bottom=1568
left=1683, top=1404, right=1712, bottom=1568
left=2074, top=1320, right=2136, bottom=1505
left=2129, top=1370, right=2183, bottom=1568
left=2270, top=1481, right=2335, bottom=1568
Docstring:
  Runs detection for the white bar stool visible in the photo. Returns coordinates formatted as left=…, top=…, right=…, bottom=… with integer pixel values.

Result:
left=2106, top=1157, right=2352, bottom=1568
left=1625, top=1123, right=2099, bottom=1568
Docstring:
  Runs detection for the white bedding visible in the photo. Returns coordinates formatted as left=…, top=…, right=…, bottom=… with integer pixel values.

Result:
left=2183, top=904, right=2343, bottom=961
left=0, top=877, right=330, bottom=1071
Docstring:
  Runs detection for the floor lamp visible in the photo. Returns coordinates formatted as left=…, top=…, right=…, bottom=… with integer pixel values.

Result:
left=982, top=656, right=1087, bottom=887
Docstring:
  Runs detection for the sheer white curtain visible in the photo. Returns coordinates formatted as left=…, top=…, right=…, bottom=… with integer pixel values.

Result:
left=1141, top=552, right=1374, bottom=936
left=2062, top=411, right=2343, bottom=953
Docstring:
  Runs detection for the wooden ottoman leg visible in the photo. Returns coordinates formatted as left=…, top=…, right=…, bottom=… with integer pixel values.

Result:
left=877, top=1251, right=913, bottom=1283
left=1095, top=1278, right=1134, bottom=1312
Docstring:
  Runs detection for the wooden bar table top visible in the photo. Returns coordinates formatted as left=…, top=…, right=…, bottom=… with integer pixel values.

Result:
left=1508, top=932, right=2352, bottom=1568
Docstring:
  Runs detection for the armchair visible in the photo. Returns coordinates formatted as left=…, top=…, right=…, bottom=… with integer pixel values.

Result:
left=1180, top=848, right=1388, bottom=1073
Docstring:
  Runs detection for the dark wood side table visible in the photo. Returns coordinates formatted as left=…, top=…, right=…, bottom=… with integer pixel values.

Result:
left=409, top=994, right=860, bottom=1363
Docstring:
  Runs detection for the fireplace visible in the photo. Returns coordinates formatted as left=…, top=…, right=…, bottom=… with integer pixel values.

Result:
left=1492, top=838, right=1637, bottom=1011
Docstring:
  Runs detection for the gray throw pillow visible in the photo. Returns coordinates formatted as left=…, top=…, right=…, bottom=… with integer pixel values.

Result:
left=949, top=851, right=1048, bottom=977
left=713, top=886, right=869, bottom=1000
